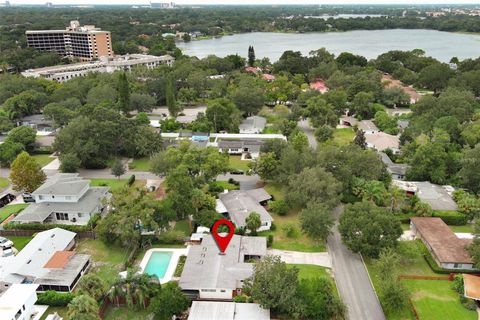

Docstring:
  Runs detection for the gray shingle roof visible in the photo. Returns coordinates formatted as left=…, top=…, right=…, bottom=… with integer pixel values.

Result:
left=33, top=173, right=88, bottom=196
left=218, top=189, right=273, bottom=228
left=179, top=235, right=266, bottom=290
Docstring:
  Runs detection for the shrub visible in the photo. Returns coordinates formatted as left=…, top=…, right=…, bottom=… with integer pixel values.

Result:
left=235, top=227, right=246, bottom=235
left=37, top=291, right=75, bottom=306
left=452, top=274, right=464, bottom=294
left=4, top=222, right=92, bottom=232
left=433, top=211, right=468, bottom=226
left=233, top=295, right=247, bottom=303
left=268, top=200, right=289, bottom=216
left=270, top=222, right=276, bottom=231
left=282, top=223, right=298, bottom=238
left=87, top=213, right=101, bottom=229
left=228, top=178, right=240, bottom=186
left=267, top=234, right=274, bottom=247
left=208, top=182, right=224, bottom=194
left=460, top=296, right=478, bottom=310
left=157, top=230, right=185, bottom=244
left=127, top=174, right=136, bottom=187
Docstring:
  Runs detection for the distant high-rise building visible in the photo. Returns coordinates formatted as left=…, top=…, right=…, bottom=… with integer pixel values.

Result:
left=46, top=2, right=53, bottom=7
left=26, top=20, right=113, bottom=61
left=150, top=1, right=175, bottom=9
left=0, top=1, right=10, bottom=7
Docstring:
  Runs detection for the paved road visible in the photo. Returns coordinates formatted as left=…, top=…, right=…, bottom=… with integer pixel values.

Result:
left=298, top=119, right=385, bottom=320
left=268, top=249, right=332, bottom=268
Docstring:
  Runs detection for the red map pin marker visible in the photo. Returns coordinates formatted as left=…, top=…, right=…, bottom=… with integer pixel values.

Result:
left=212, top=219, right=235, bottom=255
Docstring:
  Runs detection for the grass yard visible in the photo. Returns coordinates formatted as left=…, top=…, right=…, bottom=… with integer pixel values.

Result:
left=10, top=236, right=33, bottom=251
left=0, top=204, right=29, bottom=222
left=263, top=182, right=285, bottom=201
left=449, top=224, right=474, bottom=233
left=39, top=307, right=68, bottom=320
left=229, top=155, right=251, bottom=171
left=102, top=306, right=151, bottom=320
left=212, top=181, right=239, bottom=191
left=288, top=264, right=331, bottom=280
left=332, top=128, right=355, bottom=146
left=76, top=239, right=130, bottom=285
left=173, top=219, right=192, bottom=236
left=31, top=154, right=54, bottom=167
left=90, top=179, right=145, bottom=193
left=404, top=279, right=477, bottom=320
left=0, top=177, right=9, bottom=189
left=401, top=223, right=411, bottom=231
left=129, top=157, right=152, bottom=172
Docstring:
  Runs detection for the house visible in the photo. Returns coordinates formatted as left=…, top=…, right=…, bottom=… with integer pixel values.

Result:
left=358, top=120, right=379, bottom=135
left=262, top=74, right=275, bottom=82
left=17, top=114, right=55, bottom=136
left=218, top=140, right=263, bottom=160
left=217, top=188, right=273, bottom=232
left=0, top=228, right=90, bottom=292
left=239, top=116, right=267, bottom=134
left=365, top=132, right=400, bottom=154
left=382, top=74, right=422, bottom=104
left=0, top=284, right=39, bottom=320
left=244, top=67, right=261, bottom=74
left=411, top=217, right=474, bottom=270
left=188, top=301, right=270, bottom=320
left=179, top=235, right=267, bottom=300
left=310, top=79, right=329, bottom=93
left=378, top=152, right=408, bottom=180
left=462, top=274, right=480, bottom=301
left=339, top=116, right=358, bottom=127
left=11, top=173, right=110, bottom=225
left=393, top=181, right=457, bottom=211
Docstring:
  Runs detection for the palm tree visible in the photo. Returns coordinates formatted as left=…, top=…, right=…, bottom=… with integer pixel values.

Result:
left=67, top=295, right=99, bottom=320
left=109, top=269, right=160, bottom=309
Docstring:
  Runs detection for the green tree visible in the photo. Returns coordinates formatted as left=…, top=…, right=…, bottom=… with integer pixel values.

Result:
left=149, top=282, right=189, bottom=320
left=458, top=144, right=480, bottom=193
left=77, top=274, right=107, bottom=301
left=468, top=219, right=480, bottom=268
left=109, top=270, right=159, bottom=310
left=286, top=167, right=342, bottom=209
left=300, top=202, right=334, bottom=242
left=117, top=72, right=131, bottom=114
left=250, top=152, right=279, bottom=181
left=305, top=96, right=338, bottom=127
left=315, top=125, right=334, bottom=142
left=297, top=277, right=346, bottom=320
left=339, top=201, right=402, bottom=258
left=67, top=295, right=99, bottom=320
left=59, top=153, right=81, bottom=173
left=6, top=126, right=36, bottom=152
left=243, top=255, right=302, bottom=317
left=248, top=45, right=255, bottom=67
left=353, top=129, right=367, bottom=149
left=166, top=76, right=180, bottom=117
left=232, top=87, right=264, bottom=116
left=111, top=159, right=126, bottom=179
left=245, top=211, right=261, bottom=235
left=206, top=98, right=241, bottom=132
left=9, top=151, right=46, bottom=192
left=2, top=89, right=48, bottom=118
left=130, top=93, right=156, bottom=112
left=352, top=91, right=375, bottom=119
left=0, top=140, right=24, bottom=167
left=289, top=131, right=309, bottom=152
left=418, top=63, right=454, bottom=93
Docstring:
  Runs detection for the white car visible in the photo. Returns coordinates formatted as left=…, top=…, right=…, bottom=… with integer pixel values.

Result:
left=1, top=247, right=13, bottom=257
left=0, top=237, right=13, bottom=249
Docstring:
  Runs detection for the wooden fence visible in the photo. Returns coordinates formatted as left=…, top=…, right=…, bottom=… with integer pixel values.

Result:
left=0, top=229, right=97, bottom=239
left=399, top=274, right=455, bottom=281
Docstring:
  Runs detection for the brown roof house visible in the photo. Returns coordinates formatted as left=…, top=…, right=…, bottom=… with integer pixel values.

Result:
left=411, top=217, right=474, bottom=270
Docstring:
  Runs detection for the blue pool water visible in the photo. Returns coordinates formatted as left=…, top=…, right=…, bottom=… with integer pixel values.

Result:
left=144, top=251, right=173, bottom=280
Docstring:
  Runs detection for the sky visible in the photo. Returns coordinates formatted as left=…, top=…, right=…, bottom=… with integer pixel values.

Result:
left=7, top=0, right=480, bottom=5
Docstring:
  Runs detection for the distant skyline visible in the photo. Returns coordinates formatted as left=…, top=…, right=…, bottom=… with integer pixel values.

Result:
left=6, top=0, right=480, bottom=6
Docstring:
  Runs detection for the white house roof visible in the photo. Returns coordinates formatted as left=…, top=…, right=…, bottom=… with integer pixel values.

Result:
left=188, top=301, right=270, bottom=320
left=0, top=284, right=38, bottom=319
left=358, top=120, right=379, bottom=132
left=365, top=132, right=400, bottom=151
left=33, top=173, right=88, bottom=196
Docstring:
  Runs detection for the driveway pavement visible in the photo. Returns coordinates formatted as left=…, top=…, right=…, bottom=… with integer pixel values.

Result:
left=268, top=249, right=332, bottom=268
left=298, top=119, right=318, bottom=150
left=216, top=173, right=260, bottom=190
left=328, top=206, right=386, bottom=320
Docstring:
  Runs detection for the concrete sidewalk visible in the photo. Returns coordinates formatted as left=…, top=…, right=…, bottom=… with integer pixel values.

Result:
left=267, top=249, right=332, bottom=268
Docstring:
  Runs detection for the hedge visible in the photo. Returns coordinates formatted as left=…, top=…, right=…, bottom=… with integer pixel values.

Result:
left=4, top=222, right=92, bottom=232
left=433, top=211, right=468, bottom=226
left=423, top=254, right=478, bottom=275
left=37, top=291, right=75, bottom=306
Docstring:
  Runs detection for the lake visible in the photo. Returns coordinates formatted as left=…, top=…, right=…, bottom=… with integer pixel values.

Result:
left=178, top=29, right=480, bottom=63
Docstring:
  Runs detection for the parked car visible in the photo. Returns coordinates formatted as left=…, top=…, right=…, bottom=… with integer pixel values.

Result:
left=1, top=247, right=13, bottom=257
left=0, top=237, right=13, bottom=249
left=0, top=193, right=16, bottom=208
left=22, top=193, right=35, bottom=203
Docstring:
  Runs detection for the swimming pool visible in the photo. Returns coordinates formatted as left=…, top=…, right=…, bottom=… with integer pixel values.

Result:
left=144, top=251, right=173, bottom=280
left=139, top=247, right=189, bottom=284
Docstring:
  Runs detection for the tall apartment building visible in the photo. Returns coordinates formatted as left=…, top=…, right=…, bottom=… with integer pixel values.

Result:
left=26, top=20, right=113, bottom=61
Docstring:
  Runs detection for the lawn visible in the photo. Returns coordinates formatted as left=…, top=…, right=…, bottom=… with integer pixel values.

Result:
left=332, top=128, right=355, bottom=146
left=31, top=154, right=54, bottom=167
left=404, top=279, right=477, bottom=320
left=10, top=236, right=33, bottom=251
left=76, top=239, right=130, bottom=285
left=0, top=204, right=29, bottom=222
left=401, top=223, right=411, bottom=231
left=212, top=181, right=239, bottom=191
left=102, top=305, right=151, bottom=320
left=288, top=264, right=331, bottom=280
left=264, top=182, right=285, bottom=201
left=229, top=155, right=251, bottom=171
left=40, top=306, right=68, bottom=320
left=0, top=177, right=9, bottom=189
left=449, top=224, right=474, bottom=233
left=90, top=179, right=145, bottom=193
left=129, top=157, right=152, bottom=172
left=173, top=219, right=192, bottom=236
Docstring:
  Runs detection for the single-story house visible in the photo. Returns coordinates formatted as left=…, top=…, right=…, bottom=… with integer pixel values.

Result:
left=188, top=301, right=270, bottom=320
left=411, top=217, right=474, bottom=270
left=262, top=74, right=275, bottom=82
left=244, top=67, right=261, bottom=74
left=0, top=228, right=91, bottom=292
left=378, top=152, right=408, bottom=180
left=179, top=235, right=267, bottom=300
left=382, top=74, right=422, bottom=104
left=0, top=284, right=39, bottom=320
left=358, top=120, right=379, bottom=135
left=393, top=181, right=457, bottom=211
left=239, top=116, right=267, bottom=134
left=217, top=139, right=263, bottom=160
left=17, top=114, right=55, bottom=136
left=339, top=116, right=358, bottom=127
left=365, top=132, right=400, bottom=154
left=310, top=79, right=329, bottom=93
left=217, top=188, right=273, bottom=232
left=11, top=173, right=110, bottom=225
left=463, top=274, right=480, bottom=301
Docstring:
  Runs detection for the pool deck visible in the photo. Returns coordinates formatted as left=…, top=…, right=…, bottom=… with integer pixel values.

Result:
left=139, top=247, right=189, bottom=284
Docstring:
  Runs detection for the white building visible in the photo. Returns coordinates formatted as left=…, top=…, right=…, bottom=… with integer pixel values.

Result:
left=22, top=54, right=175, bottom=82
left=0, top=284, right=39, bottom=320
